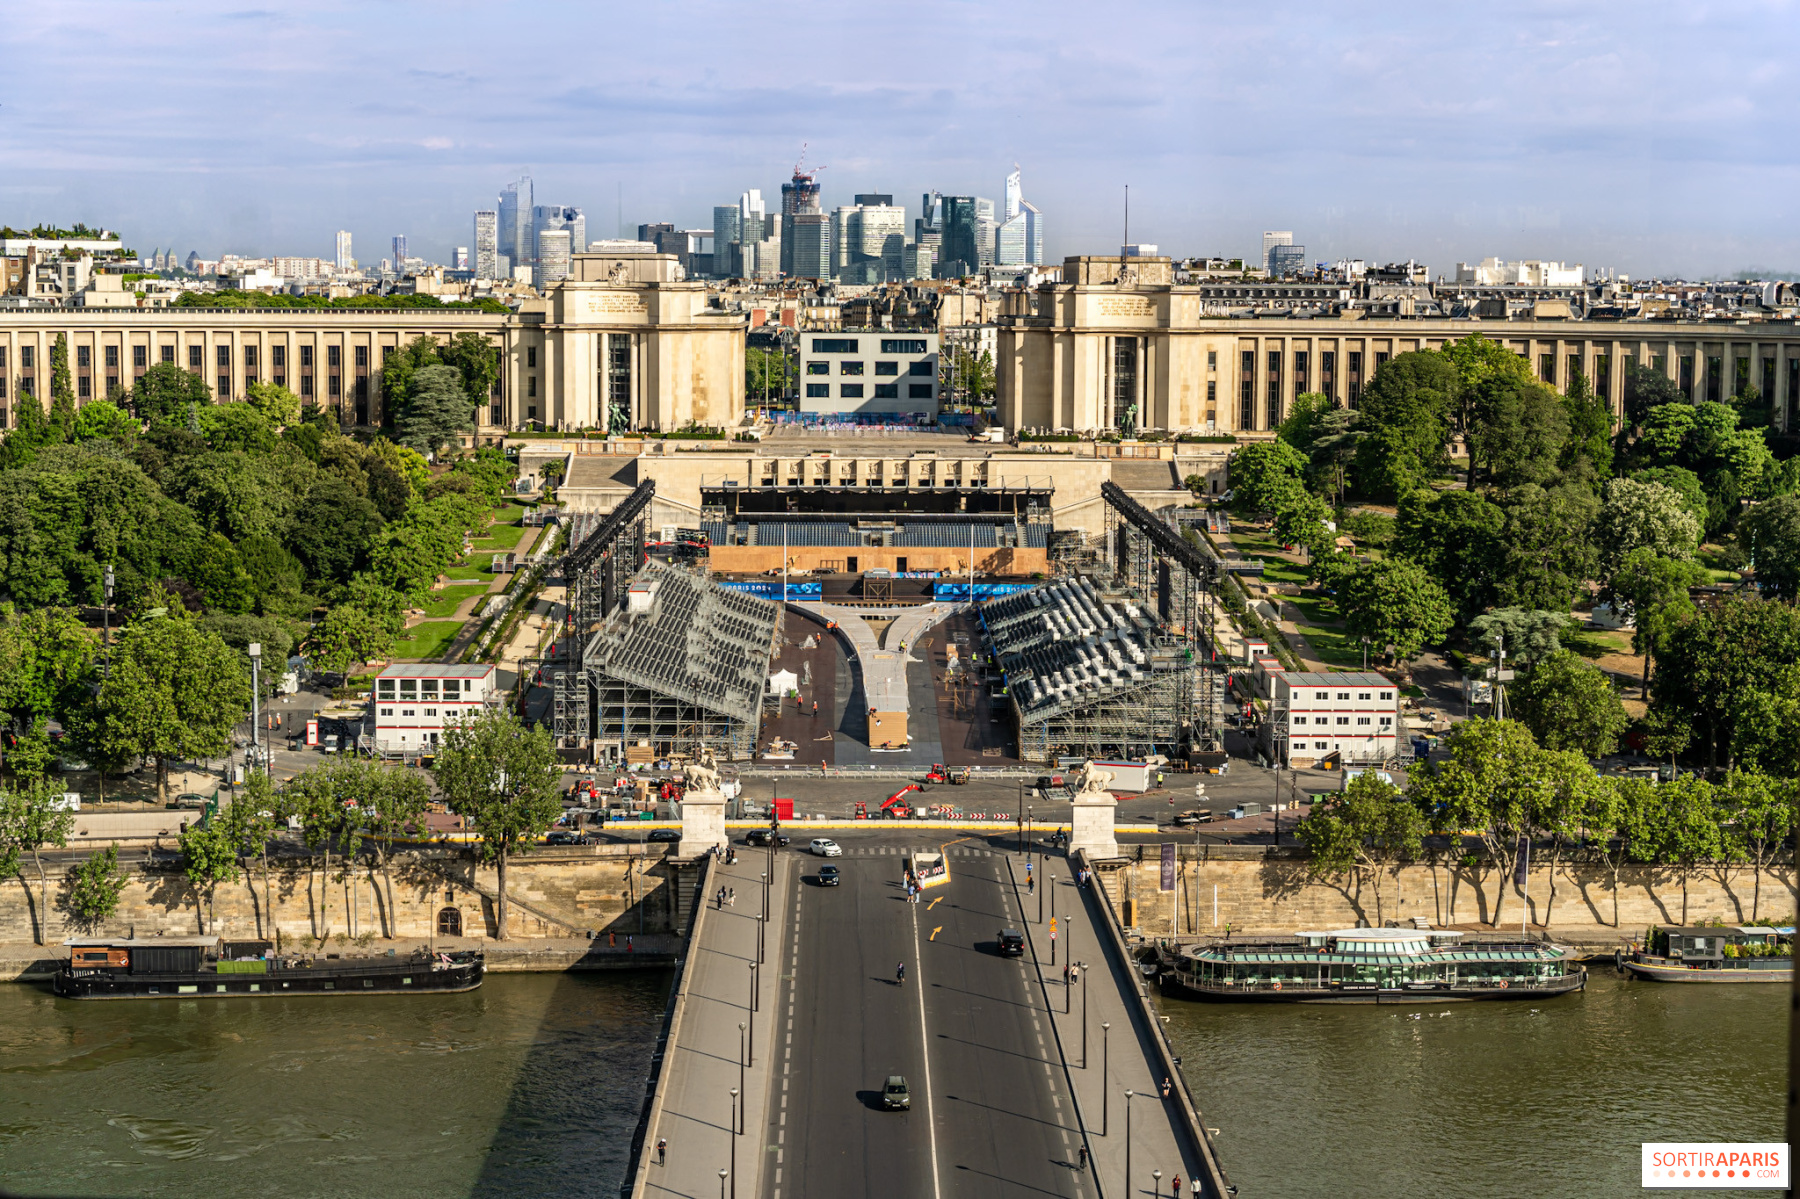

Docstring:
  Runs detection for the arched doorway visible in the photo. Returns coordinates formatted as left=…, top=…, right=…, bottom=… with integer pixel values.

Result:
left=437, top=907, right=463, bottom=937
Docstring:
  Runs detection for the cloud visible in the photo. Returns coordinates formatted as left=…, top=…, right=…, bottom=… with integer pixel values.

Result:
left=3, top=0, right=1796, bottom=274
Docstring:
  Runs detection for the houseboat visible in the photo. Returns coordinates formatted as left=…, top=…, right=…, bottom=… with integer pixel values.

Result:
left=1156, top=928, right=1586, bottom=1003
left=54, top=938, right=484, bottom=1000
left=1622, top=926, right=1793, bottom=983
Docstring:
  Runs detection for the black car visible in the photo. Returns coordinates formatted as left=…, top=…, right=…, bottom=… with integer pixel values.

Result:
left=816, top=865, right=841, bottom=887
left=745, top=829, right=791, bottom=847
left=647, top=829, right=682, bottom=843
left=544, top=830, right=580, bottom=845
left=997, top=929, right=1025, bottom=957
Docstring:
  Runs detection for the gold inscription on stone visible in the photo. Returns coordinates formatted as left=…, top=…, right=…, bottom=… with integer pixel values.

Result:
left=589, top=294, right=647, bottom=316
left=1098, top=297, right=1153, bottom=318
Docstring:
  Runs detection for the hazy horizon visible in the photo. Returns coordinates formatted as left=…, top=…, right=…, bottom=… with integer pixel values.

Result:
left=3, top=1, right=1795, bottom=278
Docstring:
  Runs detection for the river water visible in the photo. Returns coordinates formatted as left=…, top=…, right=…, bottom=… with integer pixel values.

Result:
left=0, top=971, right=671, bottom=1199
left=1163, top=971, right=1786, bottom=1197
left=1, top=967, right=1783, bottom=1197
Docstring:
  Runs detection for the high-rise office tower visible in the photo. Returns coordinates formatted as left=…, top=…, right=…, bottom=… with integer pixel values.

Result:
left=974, top=198, right=997, bottom=268
left=1268, top=244, right=1307, bottom=278
left=995, top=168, right=1044, bottom=267
left=779, top=168, right=822, bottom=277
left=535, top=228, right=572, bottom=288
left=1022, top=201, right=1043, bottom=266
left=454, top=247, right=469, bottom=270
left=940, top=196, right=979, bottom=278
left=473, top=209, right=499, bottom=279
left=830, top=205, right=858, bottom=278
left=392, top=235, right=407, bottom=269
left=637, top=222, right=675, bottom=245
left=1262, top=231, right=1293, bottom=272
left=532, top=206, right=585, bottom=266
left=500, top=174, right=534, bottom=270
left=335, top=230, right=352, bottom=270
left=712, top=205, right=741, bottom=277
left=1004, top=169, right=1022, bottom=220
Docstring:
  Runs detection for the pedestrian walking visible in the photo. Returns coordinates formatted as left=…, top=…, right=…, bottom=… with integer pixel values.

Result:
left=728, top=887, right=736, bottom=907
left=1172, top=1172, right=1182, bottom=1195
left=1078, top=1143, right=1089, bottom=1169
left=1161, top=1076, right=1172, bottom=1100
left=1028, top=875, right=1035, bottom=894
left=627, top=935, right=634, bottom=954
left=609, top=931, right=616, bottom=947
left=1062, top=963, right=1070, bottom=985
left=656, top=1137, right=667, bottom=1165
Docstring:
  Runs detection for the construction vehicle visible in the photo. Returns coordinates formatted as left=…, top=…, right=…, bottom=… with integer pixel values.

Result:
left=922, top=764, right=970, bottom=786
left=857, top=784, right=923, bottom=820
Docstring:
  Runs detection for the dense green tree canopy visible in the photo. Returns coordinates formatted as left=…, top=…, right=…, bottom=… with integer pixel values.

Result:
left=1508, top=648, right=1628, bottom=758
left=1335, top=557, right=1454, bottom=665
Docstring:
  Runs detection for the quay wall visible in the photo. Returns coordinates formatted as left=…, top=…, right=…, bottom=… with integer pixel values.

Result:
left=1100, top=847, right=1798, bottom=938
left=0, top=846, right=694, bottom=950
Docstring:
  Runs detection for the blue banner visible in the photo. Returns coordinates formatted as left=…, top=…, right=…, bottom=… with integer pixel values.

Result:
left=717, top=580, right=823, bottom=601
left=933, top=582, right=1037, bottom=601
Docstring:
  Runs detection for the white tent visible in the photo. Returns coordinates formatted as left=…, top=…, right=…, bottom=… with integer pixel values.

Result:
left=768, top=669, right=799, bottom=696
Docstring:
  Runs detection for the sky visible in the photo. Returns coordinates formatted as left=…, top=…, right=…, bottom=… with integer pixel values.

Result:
left=3, top=1, right=1797, bottom=278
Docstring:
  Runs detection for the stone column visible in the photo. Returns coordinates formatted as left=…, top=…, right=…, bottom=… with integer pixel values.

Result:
left=1069, top=784, right=1119, bottom=860
left=679, top=787, right=728, bottom=854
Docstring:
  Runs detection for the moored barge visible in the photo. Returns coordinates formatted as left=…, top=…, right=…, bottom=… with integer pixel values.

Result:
left=54, top=937, right=484, bottom=1000
left=1156, top=928, right=1585, bottom=1003
left=1622, top=925, right=1793, bottom=983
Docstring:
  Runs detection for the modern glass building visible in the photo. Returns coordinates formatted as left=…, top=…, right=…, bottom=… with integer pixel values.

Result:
left=472, top=210, right=498, bottom=280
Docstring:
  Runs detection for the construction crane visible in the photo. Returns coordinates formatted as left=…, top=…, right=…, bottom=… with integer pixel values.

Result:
left=793, top=142, right=826, bottom=181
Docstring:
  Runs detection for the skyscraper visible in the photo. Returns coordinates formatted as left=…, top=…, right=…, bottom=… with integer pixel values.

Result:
left=335, top=230, right=352, bottom=271
left=473, top=210, right=499, bottom=279
left=391, top=235, right=407, bottom=270
left=1262, top=231, right=1293, bottom=272
left=1004, top=168, right=1022, bottom=220
left=500, top=174, right=533, bottom=271
left=940, top=196, right=979, bottom=278
left=712, top=205, right=741, bottom=277
left=974, top=198, right=997, bottom=268
left=454, top=247, right=469, bottom=270
left=779, top=168, right=822, bottom=277
left=535, top=228, right=571, bottom=288
left=996, top=168, right=1044, bottom=267
left=532, top=206, right=586, bottom=264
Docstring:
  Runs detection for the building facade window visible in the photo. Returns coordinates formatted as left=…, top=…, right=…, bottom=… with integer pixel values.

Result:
left=218, top=375, right=230, bottom=396
left=806, top=383, right=830, bottom=398
left=841, top=383, right=864, bottom=399
left=526, top=346, right=537, bottom=368
left=131, top=345, right=145, bottom=371
left=217, top=345, right=231, bottom=369
left=1265, top=348, right=1282, bottom=428
left=840, top=361, right=865, bottom=375
left=1240, top=349, right=1255, bottom=429
left=78, top=375, right=90, bottom=398
left=1706, top=355, right=1722, bottom=404
left=806, top=362, right=828, bottom=375
left=104, top=346, right=118, bottom=370
left=1293, top=350, right=1308, bottom=397
left=327, top=346, right=340, bottom=370
left=608, top=333, right=632, bottom=427
left=1679, top=355, right=1694, bottom=398
left=1539, top=353, right=1555, bottom=385
left=874, top=361, right=899, bottom=376
left=908, top=360, right=933, bottom=376
left=874, top=383, right=899, bottom=398
left=1112, top=337, right=1138, bottom=430
left=77, top=346, right=91, bottom=369
left=908, top=383, right=933, bottom=399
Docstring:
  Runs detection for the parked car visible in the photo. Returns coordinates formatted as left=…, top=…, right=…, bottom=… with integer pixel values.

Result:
left=881, top=1075, right=911, bottom=1110
left=544, top=830, right=580, bottom=845
left=997, top=929, right=1025, bottom=957
left=647, top=829, right=683, bottom=843
left=809, top=838, right=842, bottom=857
left=746, top=829, right=791, bottom=847
left=816, top=865, right=841, bottom=887
left=172, top=793, right=208, bottom=810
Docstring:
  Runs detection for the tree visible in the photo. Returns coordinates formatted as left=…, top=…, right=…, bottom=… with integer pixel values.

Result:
left=1533, top=748, right=1605, bottom=925
left=302, top=604, right=394, bottom=674
left=85, top=614, right=250, bottom=802
left=1392, top=489, right=1506, bottom=621
left=1271, top=490, right=1335, bottom=563
left=744, top=346, right=791, bottom=406
left=1335, top=558, right=1453, bottom=667
left=1558, top=369, right=1615, bottom=484
left=129, top=360, right=212, bottom=425
left=1411, top=718, right=1544, bottom=927
left=1631, top=775, right=1722, bottom=925
left=1466, top=608, right=1571, bottom=670
left=48, top=333, right=77, bottom=443
left=1508, top=649, right=1628, bottom=758
left=1594, top=478, right=1700, bottom=581
left=0, top=781, right=77, bottom=944
left=65, top=843, right=130, bottom=932
left=1606, top=548, right=1706, bottom=696
left=380, top=334, right=441, bottom=417
left=1628, top=465, right=1712, bottom=540
left=245, top=381, right=303, bottom=426
left=1490, top=482, right=1600, bottom=613
left=1741, top=493, right=1800, bottom=602
left=1275, top=392, right=1333, bottom=452
left=1295, top=770, right=1424, bottom=927
left=72, top=399, right=138, bottom=444
left=363, top=765, right=430, bottom=937
left=283, top=757, right=372, bottom=941
left=1586, top=776, right=1649, bottom=928
left=1227, top=440, right=1310, bottom=516
left=284, top=477, right=385, bottom=585
left=1650, top=593, right=1800, bottom=771
left=1350, top=351, right=1457, bottom=498
left=395, top=363, right=473, bottom=456
left=178, top=813, right=240, bottom=934
left=0, top=605, right=97, bottom=732
left=229, top=769, right=283, bottom=938
left=1718, top=769, right=1795, bottom=923
left=1466, top=374, right=1569, bottom=493
left=432, top=709, right=563, bottom=940
left=1623, top=361, right=1684, bottom=426
left=437, top=332, right=500, bottom=411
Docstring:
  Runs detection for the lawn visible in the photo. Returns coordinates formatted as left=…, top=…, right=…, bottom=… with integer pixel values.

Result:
left=1225, top=529, right=1311, bottom=586
left=417, top=583, right=493, bottom=619
left=391, top=621, right=464, bottom=661
left=469, top=522, right=526, bottom=553
left=1284, top=593, right=1367, bottom=669
left=1563, top=625, right=1636, bottom=660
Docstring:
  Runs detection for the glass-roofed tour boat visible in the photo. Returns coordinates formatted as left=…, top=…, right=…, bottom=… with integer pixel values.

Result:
left=1156, top=928, right=1586, bottom=1004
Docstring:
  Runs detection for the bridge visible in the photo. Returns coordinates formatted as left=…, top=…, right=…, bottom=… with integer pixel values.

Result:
left=623, top=801, right=1233, bottom=1198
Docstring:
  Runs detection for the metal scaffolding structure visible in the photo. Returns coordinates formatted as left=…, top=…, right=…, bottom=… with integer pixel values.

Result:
left=1100, top=482, right=1224, bottom=755
left=577, top=560, right=780, bottom=763
left=553, top=481, right=654, bottom=747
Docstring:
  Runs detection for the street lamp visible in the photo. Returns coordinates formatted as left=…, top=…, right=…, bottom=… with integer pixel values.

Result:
left=1125, top=1089, right=1134, bottom=1198
left=1081, top=964, right=1089, bottom=1067
left=718, top=1168, right=727, bottom=1199
left=738, top=1023, right=747, bottom=1134
left=729, top=1089, right=738, bottom=1199
left=1155, top=1168, right=1162, bottom=1197
left=248, top=642, right=263, bottom=772
left=1101, top=1023, right=1111, bottom=1134
left=749, top=959, right=759, bottom=1013
left=759, top=871, right=768, bottom=964
left=1017, top=779, right=1025, bottom=853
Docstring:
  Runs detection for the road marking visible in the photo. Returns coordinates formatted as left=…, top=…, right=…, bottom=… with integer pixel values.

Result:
left=929, top=926, right=942, bottom=941
left=910, top=892, right=943, bottom=1199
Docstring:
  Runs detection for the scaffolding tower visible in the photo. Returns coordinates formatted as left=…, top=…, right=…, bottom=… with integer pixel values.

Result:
left=553, top=481, right=654, bottom=747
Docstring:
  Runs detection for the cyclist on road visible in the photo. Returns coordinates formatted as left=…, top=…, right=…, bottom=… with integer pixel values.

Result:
left=896, top=961, right=906, bottom=986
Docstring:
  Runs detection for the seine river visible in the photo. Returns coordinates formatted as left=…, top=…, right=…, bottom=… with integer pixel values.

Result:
left=0, top=968, right=1783, bottom=1197
left=0, top=971, right=670, bottom=1199
left=1164, top=971, right=1786, bottom=1197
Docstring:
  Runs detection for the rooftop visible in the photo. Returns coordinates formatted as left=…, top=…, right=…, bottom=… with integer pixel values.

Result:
left=376, top=664, right=498, bottom=679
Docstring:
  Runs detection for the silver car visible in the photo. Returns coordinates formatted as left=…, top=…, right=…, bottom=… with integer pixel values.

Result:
left=809, top=838, right=842, bottom=857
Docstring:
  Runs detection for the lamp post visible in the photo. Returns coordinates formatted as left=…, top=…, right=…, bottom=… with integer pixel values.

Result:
left=1125, top=1089, right=1134, bottom=1198
left=759, top=871, right=767, bottom=964
left=749, top=959, right=759, bottom=1013
left=248, top=642, right=263, bottom=772
left=1101, top=1024, right=1111, bottom=1134
left=718, top=1168, right=727, bottom=1199
left=1065, top=919, right=1076, bottom=1014
left=1081, top=964, right=1089, bottom=1067
left=729, top=1089, right=738, bottom=1199
left=1017, top=779, right=1025, bottom=853
left=1155, top=1168, right=1163, bottom=1197
left=738, top=1023, right=747, bottom=1134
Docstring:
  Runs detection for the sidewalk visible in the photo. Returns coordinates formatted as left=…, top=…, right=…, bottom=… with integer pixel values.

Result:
left=1007, top=851, right=1212, bottom=1198
left=639, top=851, right=791, bottom=1199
